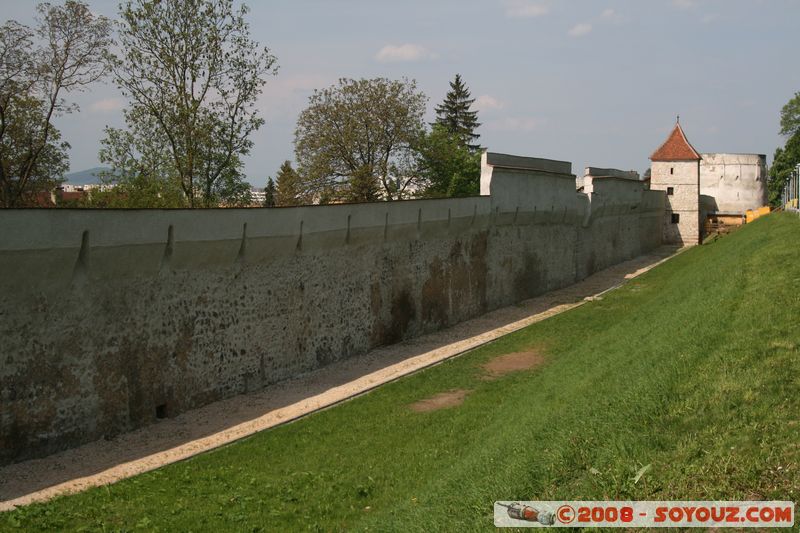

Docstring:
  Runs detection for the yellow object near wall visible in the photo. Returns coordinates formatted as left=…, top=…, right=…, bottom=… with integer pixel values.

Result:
left=746, top=206, right=773, bottom=223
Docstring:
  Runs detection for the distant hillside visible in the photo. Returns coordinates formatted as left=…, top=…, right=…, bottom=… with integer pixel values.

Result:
left=64, top=167, right=111, bottom=185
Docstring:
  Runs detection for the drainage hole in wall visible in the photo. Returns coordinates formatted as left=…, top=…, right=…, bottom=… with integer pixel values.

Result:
left=155, top=404, right=168, bottom=419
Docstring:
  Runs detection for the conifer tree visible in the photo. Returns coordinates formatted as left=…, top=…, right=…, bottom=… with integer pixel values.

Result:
left=263, top=177, right=276, bottom=207
left=275, top=160, right=303, bottom=206
left=433, top=74, right=481, bottom=151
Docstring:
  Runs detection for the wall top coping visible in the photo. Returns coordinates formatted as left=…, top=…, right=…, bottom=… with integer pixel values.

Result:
left=584, top=167, right=640, bottom=180
left=700, top=153, right=767, bottom=162
left=0, top=195, right=493, bottom=251
left=483, top=152, right=572, bottom=175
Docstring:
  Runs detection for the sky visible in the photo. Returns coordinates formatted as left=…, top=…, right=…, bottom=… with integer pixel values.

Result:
left=3, top=0, right=799, bottom=186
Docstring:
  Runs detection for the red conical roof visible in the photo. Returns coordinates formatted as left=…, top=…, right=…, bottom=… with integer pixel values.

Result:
left=650, top=122, right=701, bottom=161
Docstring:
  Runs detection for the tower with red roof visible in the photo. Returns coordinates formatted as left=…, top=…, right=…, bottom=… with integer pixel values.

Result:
left=649, top=120, right=702, bottom=245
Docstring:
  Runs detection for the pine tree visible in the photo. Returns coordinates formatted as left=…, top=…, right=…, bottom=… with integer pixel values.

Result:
left=275, top=160, right=303, bottom=206
left=434, top=74, right=481, bottom=151
left=347, top=166, right=382, bottom=203
left=263, top=177, right=276, bottom=207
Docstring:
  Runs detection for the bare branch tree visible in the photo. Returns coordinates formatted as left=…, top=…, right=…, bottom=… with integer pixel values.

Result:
left=0, top=1, right=112, bottom=207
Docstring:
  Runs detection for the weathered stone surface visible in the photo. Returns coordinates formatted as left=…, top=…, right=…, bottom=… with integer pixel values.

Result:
left=700, top=153, right=768, bottom=215
left=0, top=152, right=665, bottom=465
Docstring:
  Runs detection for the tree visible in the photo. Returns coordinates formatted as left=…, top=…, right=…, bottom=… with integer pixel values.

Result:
left=274, top=160, right=304, bottom=206
left=109, top=0, right=278, bottom=207
left=433, top=74, right=481, bottom=151
left=294, top=78, right=427, bottom=202
left=0, top=2, right=112, bottom=207
left=81, top=173, right=187, bottom=208
left=768, top=91, right=800, bottom=206
left=0, top=95, right=70, bottom=206
left=768, top=134, right=800, bottom=206
left=780, top=91, right=800, bottom=138
left=96, top=109, right=187, bottom=207
left=414, top=124, right=480, bottom=198
left=263, top=177, right=276, bottom=207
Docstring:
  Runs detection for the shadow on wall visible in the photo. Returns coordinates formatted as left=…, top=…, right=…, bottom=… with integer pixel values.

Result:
left=0, top=151, right=665, bottom=466
left=0, top=246, right=678, bottom=504
left=700, top=194, right=719, bottom=240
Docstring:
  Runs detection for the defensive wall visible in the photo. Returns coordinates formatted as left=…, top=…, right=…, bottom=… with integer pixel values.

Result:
left=0, top=151, right=665, bottom=465
left=699, top=153, right=768, bottom=215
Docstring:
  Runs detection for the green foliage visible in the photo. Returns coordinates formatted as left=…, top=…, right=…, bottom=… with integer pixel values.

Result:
left=417, top=74, right=483, bottom=198
left=768, top=134, right=800, bottom=206
left=96, top=111, right=253, bottom=208
left=5, top=214, right=800, bottom=530
left=0, top=94, right=69, bottom=206
left=274, top=160, right=305, bottom=206
left=0, top=1, right=111, bottom=207
left=80, top=175, right=187, bottom=209
left=263, top=177, right=276, bottom=207
left=111, top=0, right=277, bottom=207
left=768, top=90, right=800, bottom=206
left=447, top=170, right=481, bottom=197
left=346, top=165, right=382, bottom=203
left=415, top=124, right=480, bottom=198
left=779, top=91, right=800, bottom=138
left=433, top=73, right=481, bottom=151
left=94, top=115, right=184, bottom=208
left=213, top=170, right=253, bottom=207
left=294, top=77, right=427, bottom=201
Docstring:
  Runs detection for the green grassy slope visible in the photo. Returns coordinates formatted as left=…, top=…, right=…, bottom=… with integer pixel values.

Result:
left=3, top=213, right=799, bottom=532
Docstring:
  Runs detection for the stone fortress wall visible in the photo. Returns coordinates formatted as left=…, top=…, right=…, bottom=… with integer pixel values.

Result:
left=0, top=151, right=665, bottom=465
left=648, top=122, right=767, bottom=245
left=699, top=153, right=768, bottom=215
left=650, top=160, right=701, bottom=246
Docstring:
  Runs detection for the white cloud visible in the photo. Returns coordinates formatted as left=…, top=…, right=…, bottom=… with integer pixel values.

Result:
left=375, top=44, right=434, bottom=63
left=487, top=117, right=543, bottom=132
left=258, top=74, right=331, bottom=119
left=89, top=97, right=125, bottom=113
left=504, top=0, right=549, bottom=19
left=265, top=74, right=330, bottom=97
left=474, top=95, right=505, bottom=112
left=673, top=0, right=696, bottom=9
left=568, top=23, right=592, bottom=37
left=600, top=8, right=624, bottom=23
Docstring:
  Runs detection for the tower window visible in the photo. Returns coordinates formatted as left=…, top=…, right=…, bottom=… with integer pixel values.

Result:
left=671, top=213, right=680, bottom=224
left=667, top=187, right=674, bottom=195
left=670, top=167, right=674, bottom=175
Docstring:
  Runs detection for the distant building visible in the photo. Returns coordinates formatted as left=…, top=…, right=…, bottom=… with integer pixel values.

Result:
left=250, top=188, right=266, bottom=206
left=649, top=121, right=767, bottom=245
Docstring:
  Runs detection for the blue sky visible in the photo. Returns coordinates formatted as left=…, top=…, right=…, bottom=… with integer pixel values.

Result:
left=3, top=0, right=799, bottom=185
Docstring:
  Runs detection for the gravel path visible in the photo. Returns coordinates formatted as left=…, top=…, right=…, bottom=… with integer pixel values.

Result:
left=0, top=246, right=681, bottom=511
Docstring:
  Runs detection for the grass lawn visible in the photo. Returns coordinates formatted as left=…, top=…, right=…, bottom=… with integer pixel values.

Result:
left=3, top=213, right=799, bottom=532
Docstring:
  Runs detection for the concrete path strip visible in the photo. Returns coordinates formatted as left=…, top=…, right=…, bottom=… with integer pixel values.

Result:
left=0, top=246, right=682, bottom=511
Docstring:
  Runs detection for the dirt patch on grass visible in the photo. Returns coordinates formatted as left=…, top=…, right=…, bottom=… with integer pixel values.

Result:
left=481, top=351, right=545, bottom=380
left=409, top=389, right=471, bottom=412
left=0, top=247, right=680, bottom=511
